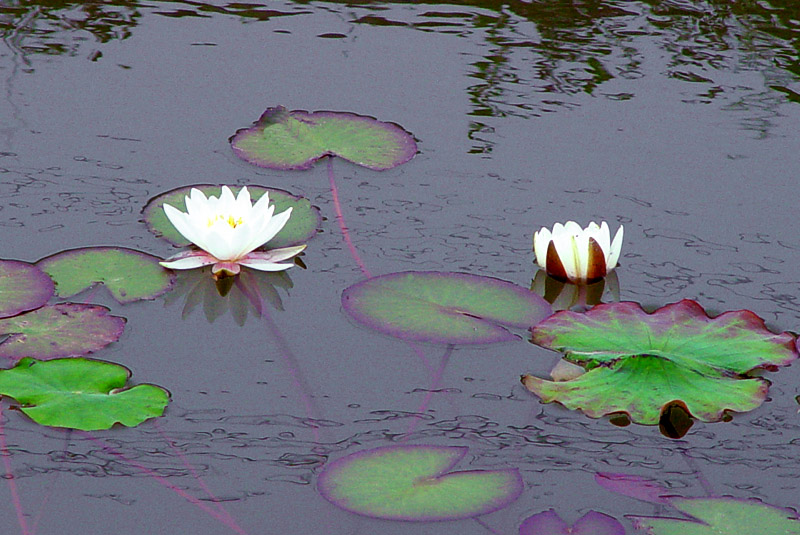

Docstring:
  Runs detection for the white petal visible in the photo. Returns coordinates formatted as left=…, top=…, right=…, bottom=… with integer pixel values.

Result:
left=532, top=227, right=551, bottom=270
left=238, top=258, right=295, bottom=271
left=159, top=251, right=217, bottom=270
left=553, top=233, right=580, bottom=281
left=608, top=225, right=624, bottom=269
left=164, top=204, right=212, bottom=251
left=244, top=245, right=306, bottom=264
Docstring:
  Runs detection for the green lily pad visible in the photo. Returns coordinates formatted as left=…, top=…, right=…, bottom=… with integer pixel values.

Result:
left=38, top=247, right=174, bottom=304
left=629, top=497, right=800, bottom=534
left=341, top=271, right=552, bottom=345
left=0, top=260, right=54, bottom=318
left=0, top=357, right=169, bottom=430
left=523, top=300, right=798, bottom=424
left=317, top=445, right=523, bottom=521
left=0, top=303, right=125, bottom=360
left=230, top=106, right=417, bottom=171
left=142, top=184, right=321, bottom=248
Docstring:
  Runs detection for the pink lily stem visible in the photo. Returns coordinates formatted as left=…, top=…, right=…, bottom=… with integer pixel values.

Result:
left=27, top=430, right=72, bottom=535
left=679, top=447, right=716, bottom=497
left=0, top=403, right=31, bottom=535
left=77, top=431, right=249, bottom=535
left=152, top=420, right=239, bottom=528
left=327, top=156, right=372, bottom=278
left=473, top=517, right=502, bottom=534
left=261, top=307, right=324, bottom=443
left=403, top=345, right=453, bottom=439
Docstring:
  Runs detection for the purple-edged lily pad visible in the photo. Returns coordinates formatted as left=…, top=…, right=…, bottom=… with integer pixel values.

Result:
left=629, top=497, right=800, bottom=534
left=230, top=106, right=417, bottom=171
left=38, top=247, right=174, bottom=304
left=0, top=303, right=125, bottom=360
left=520, top=509, right=625, bottom=535
left=142, top=184, right=321, bottom=248
left=317, top=445, right=522, bottom=522
left=342, top=271, right=552, bottom=345
left=522, top=300, right=798, bottom=424
left=0, top=357, right=169, bottom=430
left=0, top=260, right=54, bottom=318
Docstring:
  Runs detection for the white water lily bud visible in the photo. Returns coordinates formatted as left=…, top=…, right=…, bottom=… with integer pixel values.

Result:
left=533, top=221, right=623, bottom=283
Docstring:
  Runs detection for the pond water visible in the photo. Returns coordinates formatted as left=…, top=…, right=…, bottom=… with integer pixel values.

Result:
left=1, top=1, right=800, bottom=533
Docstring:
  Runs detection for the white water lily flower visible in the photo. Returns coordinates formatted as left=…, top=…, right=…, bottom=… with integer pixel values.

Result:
left=533, top=221, right=623, bottom=283
left=159, top=186, right=306, bottom=277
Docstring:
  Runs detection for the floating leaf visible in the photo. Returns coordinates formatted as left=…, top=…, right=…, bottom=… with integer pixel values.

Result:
left=0, top=303, right=125, bottom=360
left=342, top=271, right=552, bottom=345
left=519, top=509, right=625, bottom=535
left=0, top=357, right=169, bottom=430
left=523, top=300, right=797, bottom=424
left=230, top=106, right=417, bottom=171
left=629, top=497, right=800, bottom=534
left=0, top=260, right=54, bottom=318
left=317, top=445, right=522, bottom=521
left=594, top=472, right=671, bottom=504
left=142, top=184, right=321, bottom=248
left=38, top=247, right=174, bottom=304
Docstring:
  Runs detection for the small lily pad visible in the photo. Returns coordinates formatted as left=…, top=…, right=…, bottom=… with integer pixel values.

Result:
left=0, top=260, right=54, bottom=318
left=142, top=184, right=321, bottom=248
left=0, top=303, right=125, bottom=360
left=230, top=106, right=417, bottom=171
left=523, top=300, right=798, bottom=425
left=519, top=509, right=625, bottom=535
left=629, top=497, right=800, bottom=534
left=38, top=247, right=174, bottom=304
left=317, top=445, right=523, bottom=521
left=0, top=357, right=169, bottom=430
left=342, top=271, right=552, bottom=345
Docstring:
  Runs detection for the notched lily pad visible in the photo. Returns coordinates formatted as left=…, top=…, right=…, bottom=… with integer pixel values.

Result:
left=523, top=300, right=798, bottom=425
left=142, top=184, right=321, bottom=248
left=519, top=509, right=625, bottom=535
left=342, top=271, right=552, bottom=345
left=0, top=303, right=125, bottom=360
left=629, top=497, right=800, bottom=534
left=0, top=259, right=55, bottom=318
left=38, top=247, right=174, bottom=304
left=317, top=445, right=522, bottom=521
left=0, top=357, right=169, bottom=430
left=230, top=106, right=417, bottom=171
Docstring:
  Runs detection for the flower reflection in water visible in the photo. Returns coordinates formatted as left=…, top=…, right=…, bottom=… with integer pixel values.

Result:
left=163, top=267, right=294, bottom=326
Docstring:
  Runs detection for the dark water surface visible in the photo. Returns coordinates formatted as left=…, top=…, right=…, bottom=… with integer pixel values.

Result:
left=1, top=1, right=799, bottom=533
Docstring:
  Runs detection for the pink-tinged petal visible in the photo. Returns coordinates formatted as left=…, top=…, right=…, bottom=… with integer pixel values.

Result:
left=159, top=251, right=217, bottom=270
left=238, top=258, right=295, bottom=272
left=212, top=262, right=241, bottom=276
left=243, top=245, right=306, bottom=264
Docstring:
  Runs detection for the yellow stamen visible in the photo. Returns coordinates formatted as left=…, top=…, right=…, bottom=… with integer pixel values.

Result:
left=207, top=214, right=244, bottom=228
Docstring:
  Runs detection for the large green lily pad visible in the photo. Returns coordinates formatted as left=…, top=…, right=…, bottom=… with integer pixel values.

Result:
left=0, top=303, right=125, bottom=360
left=230, top=106, right=417, bottom=171
left=629, top=497, right=800, bottom=534
left=341, top=271, right=552, bottom=345
left=142, top=184, right=321, bottom=248
left=523, top=300, right=797, bottom=424
left=0, top=259, right=54, bottom=318
left=317, top=445, right=523, bottom=521
left=38, top=247, right=174, bottom=304
left=0, top=357, right=169, bottom=430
